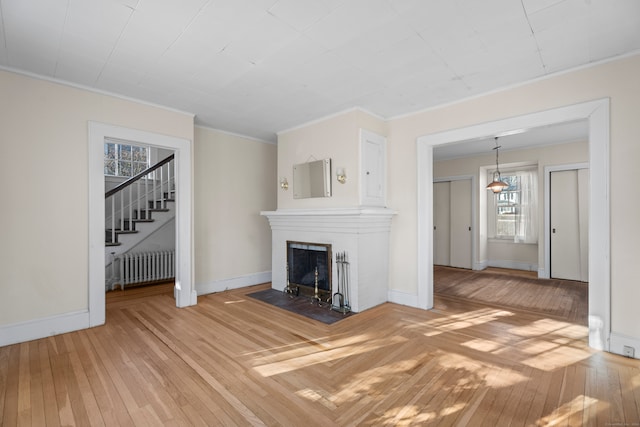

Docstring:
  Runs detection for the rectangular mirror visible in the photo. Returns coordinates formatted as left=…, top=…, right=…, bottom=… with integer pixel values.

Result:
left=293, top=158, right=332, bottom=199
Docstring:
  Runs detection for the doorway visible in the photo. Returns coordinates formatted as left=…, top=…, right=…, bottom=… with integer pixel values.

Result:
left=104, top=144, right=178, bottom=292
left=546, top=164, right=589, bottom=282
left=88, top=122, right=195, bottom=328
left=417, top=99, right=610, bottom=351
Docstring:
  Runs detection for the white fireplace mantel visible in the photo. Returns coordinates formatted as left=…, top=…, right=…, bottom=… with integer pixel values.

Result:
left=261, top=207, right=396, bottom=312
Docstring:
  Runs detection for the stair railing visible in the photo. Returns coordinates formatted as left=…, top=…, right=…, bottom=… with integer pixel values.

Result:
left=105, top=154, right=175, bottom=245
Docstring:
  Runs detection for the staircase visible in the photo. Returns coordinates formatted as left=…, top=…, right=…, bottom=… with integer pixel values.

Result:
left=105, top=191, right=175, bottom=249
left=105, top=155, right=176, bottom=289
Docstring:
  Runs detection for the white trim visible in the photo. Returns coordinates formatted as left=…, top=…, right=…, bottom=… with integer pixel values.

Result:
left=610, top=333, right=640, bottom=360
left=417, top=99, right=610, bottom=351
left=387, top=289, right=419, bottom=308
left=196, top=271, right=272, bottom=296
left=485, top=260, right=539, bottom=272
left=542, top=162, right=589, bottom=280
left=0, top=310, right=89, bottom=347
left=433, top=175, right=477, bottom=271
left=89, top=122, right=196, bottom=328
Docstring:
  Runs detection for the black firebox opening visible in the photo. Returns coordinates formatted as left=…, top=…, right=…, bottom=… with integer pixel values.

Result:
left=287, top=241, right=332, bottom=296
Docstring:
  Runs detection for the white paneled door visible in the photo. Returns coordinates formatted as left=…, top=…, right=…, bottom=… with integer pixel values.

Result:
left=433, top=182, right=451, bottom=266
left=550, top=169, right=589, bottom=281
left=433, top=179, right=472, bottom=269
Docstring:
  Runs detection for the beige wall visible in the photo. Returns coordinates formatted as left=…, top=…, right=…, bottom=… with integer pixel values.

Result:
left=389, top=54, right=640, bottom=339
left=193, top=127, right=276, bottom=286
left=0, top=70, right=194, bottom=326
left=434, top=140, right=589, bottom=270
left=274, top=54, right=640, bottom=340
left=277, top=109, right=387, bottom=209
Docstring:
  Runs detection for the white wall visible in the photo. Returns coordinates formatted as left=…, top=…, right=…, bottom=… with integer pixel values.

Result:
left=193, top=127, right=276, bottom=294
left=0, top=69, right=193, bottom=328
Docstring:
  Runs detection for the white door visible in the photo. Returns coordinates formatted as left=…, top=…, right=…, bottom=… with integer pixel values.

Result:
left=450, top=179, right=472, bottom=269
left=550, top=169, right=589, bottom=281
left=433, top=182, right=450, bottom=266
left=433, top=179, right=472, bottom=269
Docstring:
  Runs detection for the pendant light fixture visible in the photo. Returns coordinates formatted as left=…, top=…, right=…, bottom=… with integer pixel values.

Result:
left=486, top=137, right=509, bottom=193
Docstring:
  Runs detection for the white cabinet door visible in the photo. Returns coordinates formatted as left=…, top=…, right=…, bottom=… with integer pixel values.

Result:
left=360, top=129, right=386, bottom=206
left=550, top=169, right=589, bottom=281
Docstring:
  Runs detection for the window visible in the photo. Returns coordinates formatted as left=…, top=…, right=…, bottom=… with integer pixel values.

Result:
left=490, top=169, right=538, bottom=243
left=104, top=140, right=150, bottom=177
left=495, top=175, right=520, bottom=238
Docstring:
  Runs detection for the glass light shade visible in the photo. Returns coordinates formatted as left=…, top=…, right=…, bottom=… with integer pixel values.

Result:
left=487, top=179, right=509, bottom=193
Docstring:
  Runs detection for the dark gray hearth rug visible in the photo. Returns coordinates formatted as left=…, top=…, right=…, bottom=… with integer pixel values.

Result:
left=248, top=288, right=354, bottom=325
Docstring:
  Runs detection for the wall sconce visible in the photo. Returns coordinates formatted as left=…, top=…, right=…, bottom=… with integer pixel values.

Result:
left=336, top=167, right=346, bottom=184
left=280, top=177, right=288, bottom=190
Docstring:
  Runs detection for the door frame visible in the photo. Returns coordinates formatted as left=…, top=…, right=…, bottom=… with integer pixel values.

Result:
left=433, top=175, right=476, bottom=270
left=417, top=98, right=610, bottom=351
left=543, top=162, right=589, bottom=280
left=88, top=122, right=196, bottom=328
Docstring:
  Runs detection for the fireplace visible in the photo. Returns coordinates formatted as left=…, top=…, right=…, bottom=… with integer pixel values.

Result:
left=287, top=241, right=331, bottom=299
left=261, top=207, right=396, bottom=312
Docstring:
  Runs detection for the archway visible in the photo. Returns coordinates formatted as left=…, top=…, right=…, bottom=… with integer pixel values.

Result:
left=416, top=99, right=610, bottom=350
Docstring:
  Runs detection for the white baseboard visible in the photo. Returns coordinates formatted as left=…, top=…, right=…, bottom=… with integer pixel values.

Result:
left=0, top=310, right=90, bottom=347
left=474, top=261, right=488, bottom=270
left=196, top=271, right=272, bottom=296
left=486, top=260, right=538, bottom=272
left=610, top=332, right=640, bottom=359
left=387, top=289, right=419, bottom=308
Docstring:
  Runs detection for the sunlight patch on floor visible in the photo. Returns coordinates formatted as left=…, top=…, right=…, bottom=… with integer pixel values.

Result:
left=508, top=318, right=587, bottom=338
left=536, top=395, right=600, bottom=426
left=248, top=333, right=378, bottom=365
left=296, top=388, right=337, bottom=410
left=252, top=335, right=408, bottom=377
left=412, top=308, right=514, bottom=337
left=521, top=345, right=591, bottom=371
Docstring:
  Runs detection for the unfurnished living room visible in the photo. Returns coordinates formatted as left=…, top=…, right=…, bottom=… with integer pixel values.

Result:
left=1, top=1, right=640, bottom=425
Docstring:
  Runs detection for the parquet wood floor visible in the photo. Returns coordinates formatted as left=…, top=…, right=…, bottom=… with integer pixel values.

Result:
left=434, top=266, right=588, bottom=324
left=1, top=281, right=638, bottom=426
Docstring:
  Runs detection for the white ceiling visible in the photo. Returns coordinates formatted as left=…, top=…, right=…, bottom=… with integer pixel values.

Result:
left=1, top=0, right=639, bottom=142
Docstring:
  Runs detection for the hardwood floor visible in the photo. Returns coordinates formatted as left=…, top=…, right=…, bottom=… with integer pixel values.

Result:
left=434, top=266, right=588, bottom=324
left=2, top=282, right=639, bottom=426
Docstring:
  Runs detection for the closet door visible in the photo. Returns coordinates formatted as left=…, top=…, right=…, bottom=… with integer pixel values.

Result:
left=433, top=179, right=472, bottom=269
left=433, top=182, right=451, bottom=266
left=550, top=169, right=589, bottom=281
left=450, top=179, right=472, bottom=269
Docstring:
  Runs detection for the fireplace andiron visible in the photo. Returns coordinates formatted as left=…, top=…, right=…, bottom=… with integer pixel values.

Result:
left=283, top=263, right=299, bottom=297
left=311, top=266, right=322, bottom=305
